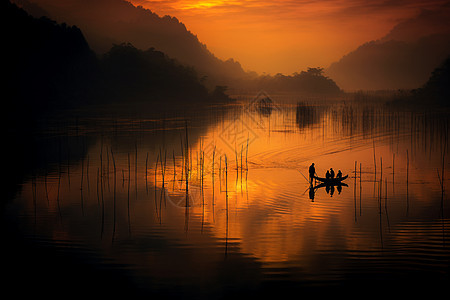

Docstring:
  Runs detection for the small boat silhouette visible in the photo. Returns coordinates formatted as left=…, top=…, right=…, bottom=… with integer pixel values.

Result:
left=313, top=175, right=348, bottom=185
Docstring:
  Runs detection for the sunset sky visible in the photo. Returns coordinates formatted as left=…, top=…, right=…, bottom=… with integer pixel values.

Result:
left=130, top=0, right=449, bottom=74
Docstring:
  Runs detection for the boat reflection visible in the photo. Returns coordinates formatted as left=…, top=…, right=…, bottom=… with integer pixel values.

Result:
left=308, top=181, right=349, bottom=201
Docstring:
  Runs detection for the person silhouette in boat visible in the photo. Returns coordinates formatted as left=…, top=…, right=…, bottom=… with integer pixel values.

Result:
left=309, top=163, right=316, bottom=183
left=330, top=168, right=335, bottom=179
left=337, top=170, right=342, bottom=179
left=325, top=170, right=331, bottom=179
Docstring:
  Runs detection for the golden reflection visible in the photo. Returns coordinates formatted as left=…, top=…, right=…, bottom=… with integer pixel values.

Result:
left=18, top=102, right=450, bottom=266
left=145, top=104, right=446, bottom=263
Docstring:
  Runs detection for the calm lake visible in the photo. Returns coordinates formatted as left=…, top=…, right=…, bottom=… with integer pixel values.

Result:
left=3, top=93, right=449, bottom=298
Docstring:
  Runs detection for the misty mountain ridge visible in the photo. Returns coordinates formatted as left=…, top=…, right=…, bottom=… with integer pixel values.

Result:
left=13, top=0, right=342, bottom=94
left=381, top=6, right=450, bottom=43
left=4, top=0, right=234, bottom=121
left=388, top=55, right=450, bottom=107
left=416, top=55, right=450, bottom=104
left=327, top=7, right=450, bottom=91
left=12, top=0, right=251, bottom=88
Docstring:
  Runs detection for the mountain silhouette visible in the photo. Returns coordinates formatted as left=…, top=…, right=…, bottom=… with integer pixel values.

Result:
left=4, top=0, right=231, bottom=123
left=413, top=56, right=450, bottom=105
left=327, top=7, right=450, bottom=91
left=388, top=55, right=450, bottom=107
left=4, top=0, right=97, bottom=111
left=13, top=0, right=344, bottom=94
left=13, top=0, right=250, bottom=88
left=381, top=7, right=450, bottom=43
left=98, top=42, right=212, bottom=102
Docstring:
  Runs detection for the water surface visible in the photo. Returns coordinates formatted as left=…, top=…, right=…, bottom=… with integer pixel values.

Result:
left=3, top=96, right=449, bottom=297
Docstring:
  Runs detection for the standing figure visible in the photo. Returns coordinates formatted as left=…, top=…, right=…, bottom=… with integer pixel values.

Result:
left=326, top=170, right=330, bottom=179
left=330, top=168, right=335, bottom=179
left=309, top=163, right=316, bottom=183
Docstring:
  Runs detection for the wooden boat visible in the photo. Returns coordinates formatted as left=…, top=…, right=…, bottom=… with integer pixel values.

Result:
left=313, top=174, right=348, bottom=184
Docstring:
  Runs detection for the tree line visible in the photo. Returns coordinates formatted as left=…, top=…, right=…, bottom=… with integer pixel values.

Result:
left=4, top=1, right=229, bottom=119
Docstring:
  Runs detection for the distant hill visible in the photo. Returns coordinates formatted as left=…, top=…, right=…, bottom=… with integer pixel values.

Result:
left=388, top=56, right=450, bottom=107
left=327, top=7, right=450, bottom=91
left=4, top=0, right=97, bottom=111
left=250, top=68, right=342, bottom=95
left=13, top=0, right=251, bottom=88
left=4, top=1, right=231, bottom=120
left=414, top=56, right=450, bottom=105
left=98, top=43, right=212, bottom=103
left=381, top=7, right=450, bottom=43
left=14, top=0, right=344, bottom=94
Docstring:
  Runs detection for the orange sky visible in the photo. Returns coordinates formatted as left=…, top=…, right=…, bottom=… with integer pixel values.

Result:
left=130, top=0, right=448, bottom=74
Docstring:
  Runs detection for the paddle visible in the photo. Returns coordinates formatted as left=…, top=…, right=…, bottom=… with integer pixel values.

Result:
left=297, top=169, right=311, bottom=184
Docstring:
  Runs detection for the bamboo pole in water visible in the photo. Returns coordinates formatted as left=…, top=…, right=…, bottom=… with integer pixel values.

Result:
left=201, top=150, right=204, bottom=191
left=96, top=167, right=100, bottom=205
left=385, top=178, right=388, bottom=210
left=442, top=149, right=445, bottom=190
left=173, top=150, right=176, bottom=177
left=128, top=153, right=131, bottom=182
left=81, top=153, right=84, bottom=191
left=406, top=149, right=409, bottom=214
left=135, top=143, right=138, bottom=199
left=45, top=168, right=49, bottom=205
left=111, top=147, right=117, bottom=242
left=145, top=152, right=148, bottom=193
left=146, top=152, right=148, bottom=179
left=360, top=162, right=362, bottom=216
left=373, top=140, right=377, bottom=180
left=225, top=154, right=228, bottom=194
left=354, top=160, right=357, bottom=222
left=393, top=153, right=395, bottom=179
left=380, top=156, right=383, bottom=182
left=185, top=120, right=189, bottom=207
left=406, top=150, right=409, bottom=184
left=212, top=147, right=216, bottom=222
left=235, top=144, right=238, bottom=170
left=106, top=146, right=109, bottom=191
left=246, top=137, right=249, bottom=170
left=180, top=133, right=184, bottom=182
left=155, top=152, right=159, bottom=218
left=212, top=146, right=216, bottom=179
left=240, top=144, right=243, bottom=173
left=100, top=137, right=103, bottom=181
left=86, top=155, right=90, bottom=192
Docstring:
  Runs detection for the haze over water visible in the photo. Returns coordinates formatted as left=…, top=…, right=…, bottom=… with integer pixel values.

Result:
left=6, top=96, right=449, bottom=297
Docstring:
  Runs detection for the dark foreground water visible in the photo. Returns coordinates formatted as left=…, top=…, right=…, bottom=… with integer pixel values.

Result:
left=2, top=94, right=449, bottom=298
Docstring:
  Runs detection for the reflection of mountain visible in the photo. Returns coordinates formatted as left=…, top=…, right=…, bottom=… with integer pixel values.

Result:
left=14, top=0, right=250, bottom=87
left=327, top=8, right=450, bottom=91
